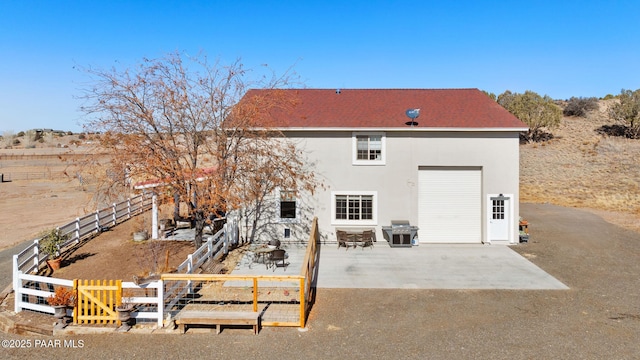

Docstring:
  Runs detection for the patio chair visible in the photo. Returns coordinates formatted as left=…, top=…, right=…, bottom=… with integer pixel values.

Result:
left=266, top=249, right=288, bottom=271
left=359, top=230, right=374, bottom=250
left=337, top=230, right=350, bottom=250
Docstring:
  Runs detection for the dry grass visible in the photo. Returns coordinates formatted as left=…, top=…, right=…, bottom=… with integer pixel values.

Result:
left=521, top=99, right=640, bottom=231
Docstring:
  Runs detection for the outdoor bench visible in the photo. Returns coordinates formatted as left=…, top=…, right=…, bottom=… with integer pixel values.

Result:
left=174, top=310, right=260, bottom=334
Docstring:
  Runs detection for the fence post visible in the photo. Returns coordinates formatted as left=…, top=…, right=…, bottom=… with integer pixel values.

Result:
left=33, top=239, right=40, bottom=271
left=223, top=223, right=228, bottom=255
left=151, top=194, right=158, bottom=240
left=112, top=203, right=117, bottom=226
left=13, top=255, right=21, bottom=313
left=95, top=210, right=100, bottom=232
left=127, top=198, right=131, bottom=219
left=187, top=255, right=193, bottom=294
left=75, top=217, right=80, bottom=243
left=157, top=280, right=164, bottom=328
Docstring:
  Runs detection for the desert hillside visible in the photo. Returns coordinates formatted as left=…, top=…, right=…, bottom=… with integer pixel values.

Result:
left=520, top=100, right=640, bottom=232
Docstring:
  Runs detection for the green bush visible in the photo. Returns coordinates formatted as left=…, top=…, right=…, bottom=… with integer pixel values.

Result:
left=609, top=89, right=640, bottom=138
left=497, top=90, right=562, bottom=143
left=39, top=228, right=69, bottom=258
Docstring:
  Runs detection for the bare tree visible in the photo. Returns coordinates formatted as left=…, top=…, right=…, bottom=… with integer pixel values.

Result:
left=78, top=52, right=318, bottom=248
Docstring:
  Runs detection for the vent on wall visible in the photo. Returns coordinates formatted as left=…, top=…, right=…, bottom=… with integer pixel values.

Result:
left=284, top=228, right=291, bottom=239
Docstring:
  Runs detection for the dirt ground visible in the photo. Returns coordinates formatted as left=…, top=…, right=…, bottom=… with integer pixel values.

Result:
left=45, top=217, right=197, bottom=282
left=0, top=146, right=94, bottom=251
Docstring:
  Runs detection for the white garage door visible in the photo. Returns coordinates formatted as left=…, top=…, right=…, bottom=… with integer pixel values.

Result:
left=418, top=168, right=482, bottom=243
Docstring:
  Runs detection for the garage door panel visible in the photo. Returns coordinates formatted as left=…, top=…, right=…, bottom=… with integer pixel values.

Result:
left=418, top=169, right=481, bottom=243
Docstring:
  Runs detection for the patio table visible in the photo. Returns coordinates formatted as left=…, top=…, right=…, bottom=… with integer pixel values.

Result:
left=252, top=246, right=276, bottom=264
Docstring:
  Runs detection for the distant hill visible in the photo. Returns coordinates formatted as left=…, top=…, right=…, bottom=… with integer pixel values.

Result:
left=520, top=99, right=640, bottom=232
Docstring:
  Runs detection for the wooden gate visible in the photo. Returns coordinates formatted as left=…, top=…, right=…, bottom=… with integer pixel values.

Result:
left=74, top=279, right=122, bottom=324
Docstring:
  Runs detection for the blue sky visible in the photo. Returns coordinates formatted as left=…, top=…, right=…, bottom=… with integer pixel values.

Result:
left=1, top=0, right=639, bottom=133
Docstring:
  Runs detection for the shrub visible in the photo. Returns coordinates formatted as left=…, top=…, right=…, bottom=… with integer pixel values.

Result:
left=563, top=97, right=599, bottom=117
left=497, top=90, right=562, bottom=143
left=47, top=287, right=77, bottom=307
left=39, top=228, right=69, bottom=259
left=609, top=89, right=640, bottom=138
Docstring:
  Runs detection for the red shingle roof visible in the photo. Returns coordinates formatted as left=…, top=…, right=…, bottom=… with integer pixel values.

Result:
left=242, top=88, right=527, bottom=129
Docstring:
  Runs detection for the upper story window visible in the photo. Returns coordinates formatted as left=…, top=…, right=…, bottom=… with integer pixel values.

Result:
left=352, top=132, right=386, bottom=165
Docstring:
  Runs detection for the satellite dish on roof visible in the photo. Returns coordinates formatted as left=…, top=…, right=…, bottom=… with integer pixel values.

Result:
left=405, top=108, right=420, bottom=126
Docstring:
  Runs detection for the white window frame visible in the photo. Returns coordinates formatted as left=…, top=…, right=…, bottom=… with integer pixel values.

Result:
left=330, top=191, right=378, bottom=226
left=277, top=188, right=300, bottom=224
left=352, top=132, right=386, bottom=165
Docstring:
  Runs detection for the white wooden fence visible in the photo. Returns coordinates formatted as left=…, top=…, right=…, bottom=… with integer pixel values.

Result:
left=122, top=281, right=164, bottom=327
left=13, top=207, right=240, bottom=329
left=12, top=192, right=152, bottom=315
left=13, top=192, right=153, bottom=276
left=164, top=220, right=241, bottom=315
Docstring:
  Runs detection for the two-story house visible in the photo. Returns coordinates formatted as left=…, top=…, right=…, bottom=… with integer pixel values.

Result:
left=239, top=88, right=528, bottom=246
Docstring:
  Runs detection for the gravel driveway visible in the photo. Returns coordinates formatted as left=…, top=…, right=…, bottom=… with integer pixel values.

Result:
left=2, top=203, right=639, bottom=359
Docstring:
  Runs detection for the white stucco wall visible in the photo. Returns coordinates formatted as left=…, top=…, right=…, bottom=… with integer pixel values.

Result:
left=262, top=129, right=521, bottom=245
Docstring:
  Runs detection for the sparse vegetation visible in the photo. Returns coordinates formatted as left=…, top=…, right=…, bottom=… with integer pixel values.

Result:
left=2, top=130, right=14, bottom=148
left=563, top=96, right=599, bottom=117
left=23, top=130, right=37, bottom=148
left=521, top=101, right=640, bottom=230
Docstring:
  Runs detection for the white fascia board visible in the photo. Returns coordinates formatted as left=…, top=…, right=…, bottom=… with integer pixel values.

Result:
left=273, top=127, right=529, bottom=132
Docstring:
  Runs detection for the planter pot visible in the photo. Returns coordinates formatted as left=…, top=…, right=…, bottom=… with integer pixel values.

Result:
left=46, top=258, right=62, bottom=271
left=52, top=305, right=70, bottom=329
left=117, top=308, right=131, bottom=322
left=133, top=231, right=149, bottom=242
left=53, top=305, right=67, bottom=319
left=116, top=305, right=134, bottom=332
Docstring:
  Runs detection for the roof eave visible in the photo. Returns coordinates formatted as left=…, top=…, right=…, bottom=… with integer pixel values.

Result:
left=272, top=127, right=530, bottom=132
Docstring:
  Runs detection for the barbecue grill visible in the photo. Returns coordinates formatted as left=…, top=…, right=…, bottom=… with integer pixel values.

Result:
left=381, top=220, right=419, bottom=247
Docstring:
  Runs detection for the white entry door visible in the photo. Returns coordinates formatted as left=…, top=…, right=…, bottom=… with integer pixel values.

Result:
left=488, top=195, right=510, bottom=241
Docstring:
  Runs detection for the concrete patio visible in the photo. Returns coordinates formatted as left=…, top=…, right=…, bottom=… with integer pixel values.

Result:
left=230, top=242, right=568, bottom=290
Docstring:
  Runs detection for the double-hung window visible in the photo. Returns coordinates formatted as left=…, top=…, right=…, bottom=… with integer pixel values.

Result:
left=331, top=191, right=377, bottom=225
left=352, top=132, right=385, bottom=165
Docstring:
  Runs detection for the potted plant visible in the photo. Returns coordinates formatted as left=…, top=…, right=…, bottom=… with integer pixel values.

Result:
left=47, top=286, right=76, bottom=329
left=132, top=215, right=149, bottom=241
left=39, top=228, right=69, bottom=271
left=116, top=289, right=135, bottom=331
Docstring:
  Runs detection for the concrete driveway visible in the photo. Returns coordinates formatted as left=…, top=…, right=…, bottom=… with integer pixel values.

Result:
left=232, top=242, right=568, bottom=290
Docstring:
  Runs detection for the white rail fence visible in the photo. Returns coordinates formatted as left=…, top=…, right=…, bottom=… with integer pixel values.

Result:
left=122, top=281, right=164, bottom=327
left=13, top=192, right=153, bottom=276
left=13, top=205, right=241, bottom=328
left=164, top=220, right=241, bottom=316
